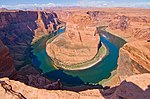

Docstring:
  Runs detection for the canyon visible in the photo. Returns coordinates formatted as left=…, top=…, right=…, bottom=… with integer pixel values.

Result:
left=0, top=8, right=150, bottom=99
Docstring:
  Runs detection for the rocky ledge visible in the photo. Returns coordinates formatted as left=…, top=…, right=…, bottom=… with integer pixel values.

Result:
left=0, top=73, right=150, bottom=99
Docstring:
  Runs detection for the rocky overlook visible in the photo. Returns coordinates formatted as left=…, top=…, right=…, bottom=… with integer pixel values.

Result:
left=0, top=73, right=150, bottom=99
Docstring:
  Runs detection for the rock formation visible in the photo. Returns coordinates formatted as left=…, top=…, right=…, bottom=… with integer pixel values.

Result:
left=118, top=41, right=150, bottom=81
left=0, top=10, right=63, bottom=69
left=101, top=73, right=150, bottom=99
left=0, top=73, right=150, bottom=99
left=46, top=14, right=100, bottom=66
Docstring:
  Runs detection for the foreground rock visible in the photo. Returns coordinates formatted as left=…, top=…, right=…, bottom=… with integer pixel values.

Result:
left=118, top=41, right=150, bottom=81
left=46, top=14, right=100, bottom=67
left=0, top=73, right=150, bottom=99
left=101, top=73, right=150, bottom=99
left=0, top=78, right=104, bottom=99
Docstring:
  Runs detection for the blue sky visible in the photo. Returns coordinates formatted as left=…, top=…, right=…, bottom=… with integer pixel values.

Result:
left=0, top=0, right=150, bottom=9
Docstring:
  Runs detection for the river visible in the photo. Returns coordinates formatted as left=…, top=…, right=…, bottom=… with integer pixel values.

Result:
left=29, top=28, right=126, bottom=85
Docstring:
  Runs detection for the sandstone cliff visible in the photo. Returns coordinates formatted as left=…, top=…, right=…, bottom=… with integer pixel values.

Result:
left=55, top=8, right=150, bottom=42
left=0, top=10, right=63, bottom=69
left=0, top=10, right=66, bottom=90
left=118, top=41, right=150, bottom=81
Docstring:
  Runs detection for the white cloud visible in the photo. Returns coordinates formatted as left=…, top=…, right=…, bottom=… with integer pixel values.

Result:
left=76, top=0, right=107, bottom=7
left=1, top=1, right=150, bottom=9
left=0, top=3, right=56, bottom=9
left=103, top=3, right=108, bottom=6
left=74, top=0, right=150, bottom=8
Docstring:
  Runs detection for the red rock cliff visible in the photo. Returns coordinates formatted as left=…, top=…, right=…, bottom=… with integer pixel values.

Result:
left=0, top=10, right=63, bottom=68
left=0, top=40, right=17, bottom=79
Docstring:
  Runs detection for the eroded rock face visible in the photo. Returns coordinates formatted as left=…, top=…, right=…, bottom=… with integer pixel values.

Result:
left=0, top=40, right=17, bottom=79
left=108, top=14, right=150, bottom=41
left=46, top=14, right=100, bottom=66
left=0, top=10, right=65, bottom=89
left=101, top=73, right=150, bottom=99
left=0, top=10, right=63, bottom=69
left=117, top=41, right=150, bottom=81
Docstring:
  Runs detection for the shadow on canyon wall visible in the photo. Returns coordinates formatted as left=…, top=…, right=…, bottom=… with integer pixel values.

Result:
left=0, top=11, right=60, bottom=70
left=99, top=81, right=150, bottom=99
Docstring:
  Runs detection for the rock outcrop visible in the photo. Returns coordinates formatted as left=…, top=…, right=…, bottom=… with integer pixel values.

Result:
left=101, top=73, right=150, bottom=99
left=0, top=39, right=63, bottom=90
left=108, top=14, right=150, bottom=41
left=0, top=77, right=104, bottom=99
left=0, top=73, right=150, bottom=99
left=117, top=41, right=150, bottom=81
left=46, top=14, right=100, bottom=66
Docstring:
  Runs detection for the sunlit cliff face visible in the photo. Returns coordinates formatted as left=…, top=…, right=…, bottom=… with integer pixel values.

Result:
left=46, top=14, right=100, bottom=66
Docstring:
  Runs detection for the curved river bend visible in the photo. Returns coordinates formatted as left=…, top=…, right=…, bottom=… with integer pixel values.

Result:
left=29, top=28, right=126, bottom=85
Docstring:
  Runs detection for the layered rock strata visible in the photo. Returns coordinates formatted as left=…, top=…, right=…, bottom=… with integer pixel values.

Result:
left=118, top=41, right=150, bottom=81
left=0, top=40, right=17, bottom=79
left=46, top=14, right=100, bottom=66
left=0, top=10, right=65, bottom=89
left=0, top=10, right=63, bottom=69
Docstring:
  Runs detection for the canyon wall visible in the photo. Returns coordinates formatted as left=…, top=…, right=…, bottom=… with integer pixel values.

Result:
left=0, top=10, right=63, bottom=69
left=0, top=40, right=17, bottom=79
left=83, top=8, right=150, bottom=82
left=86, top=8, right=150, bottom=41
left=118, top=41, right=150, bottom=81
left=0, top=10, right=65, bottom=89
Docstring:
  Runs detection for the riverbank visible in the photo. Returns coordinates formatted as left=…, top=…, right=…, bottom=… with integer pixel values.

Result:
left=52, top=43, right=108, bottom=70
